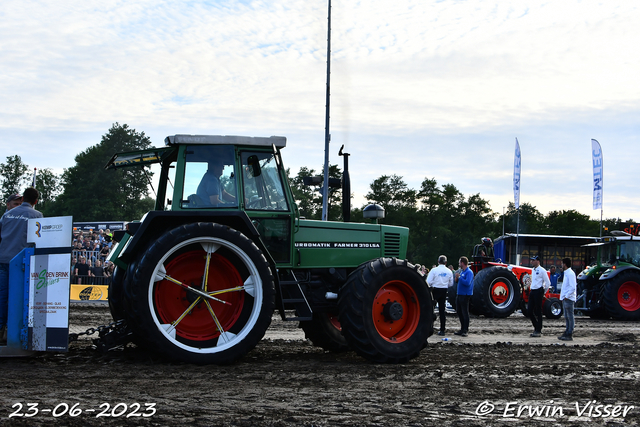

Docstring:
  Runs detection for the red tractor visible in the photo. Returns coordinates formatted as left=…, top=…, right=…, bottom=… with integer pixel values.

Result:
left=448, top=238, right=562, bottom=319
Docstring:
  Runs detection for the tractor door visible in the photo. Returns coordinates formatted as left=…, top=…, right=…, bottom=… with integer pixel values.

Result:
left=240, top=150, right=294, bottom=266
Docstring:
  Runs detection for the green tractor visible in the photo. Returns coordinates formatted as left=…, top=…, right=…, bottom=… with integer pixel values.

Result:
left=577, top=231, right=640, bottom=320
left=105, top=135, right=433, bottom=364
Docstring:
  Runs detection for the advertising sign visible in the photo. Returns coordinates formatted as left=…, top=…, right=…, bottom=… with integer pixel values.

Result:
left=28, top=253, right=71, bottom=351
left=513, top=138, right=521, bottom=209
left=27, top=216, right=73, bottom=249
left=592, top=139, right=603, bottom=210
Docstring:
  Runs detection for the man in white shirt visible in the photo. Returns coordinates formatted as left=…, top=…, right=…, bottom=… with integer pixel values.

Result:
left=427, top=255, right=454, bottom=336
left=528, top=255, right=550, bottom=337
left=558, top=257, right=577, bottom=341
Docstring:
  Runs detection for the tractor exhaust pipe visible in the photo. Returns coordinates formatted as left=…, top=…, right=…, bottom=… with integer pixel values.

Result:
left=339, top=145, right=350, bottom=222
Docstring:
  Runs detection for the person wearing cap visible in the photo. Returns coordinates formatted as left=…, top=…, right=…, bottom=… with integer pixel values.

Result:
left=528, top=255, right=550, bottom=337
left=427, top=255, right=454, bottom=336
left=5, top=194, right=23, bottom=213
left=0, top=188, right=43, bottom=343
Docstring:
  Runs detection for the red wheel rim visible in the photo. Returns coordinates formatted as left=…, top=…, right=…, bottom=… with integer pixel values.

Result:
left=490, top=280, right=510, bottom=305
left=327, top=312, right=342, bottom=331
left=372, top=281, right=420, bottom=343
left=618, top=281, right=640, bottom=312
left=154, top=250, right=245, bottom=341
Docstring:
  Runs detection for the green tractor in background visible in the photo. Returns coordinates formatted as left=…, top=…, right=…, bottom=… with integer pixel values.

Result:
left=105, top=135, right=433, bottom=364
left=577, top=231, right=640, bottom=320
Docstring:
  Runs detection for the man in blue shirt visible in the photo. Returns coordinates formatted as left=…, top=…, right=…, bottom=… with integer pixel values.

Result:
left=454, top=256, right=474, bottom=337
left=549, top=265, right=560, bottom=292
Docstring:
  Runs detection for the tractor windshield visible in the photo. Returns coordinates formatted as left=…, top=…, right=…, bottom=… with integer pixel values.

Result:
left=617, top=240, right=640, bottom=267
left=241, top=151, right=288, bottom=211
left=597, top=240, right=640, bottom=267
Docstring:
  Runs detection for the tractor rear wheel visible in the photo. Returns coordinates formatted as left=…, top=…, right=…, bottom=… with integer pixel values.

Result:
left=543, top=297, right=563, bottom=319
left=603, top=270, right=640, bottom=320
left=108, top=266, right=127, bottom=321
left=128, top=222, right=275, bottom=364
left=299, top=311, right=349, bottom=352
left=338, top=258, right=433, bottom=363
left=471, top=267, right=521, bottom=318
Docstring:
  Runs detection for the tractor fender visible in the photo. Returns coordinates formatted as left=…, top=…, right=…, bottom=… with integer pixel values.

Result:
left=599, top=265, right=640, bottom=281
left=118, top=210, right=276, bottom=269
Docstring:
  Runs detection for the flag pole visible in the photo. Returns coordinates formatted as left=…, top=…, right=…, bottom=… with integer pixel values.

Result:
left=321, top=0, right=332, bottom=221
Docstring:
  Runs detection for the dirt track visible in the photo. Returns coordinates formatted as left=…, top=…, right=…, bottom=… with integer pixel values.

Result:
left=0, top=304, right=639, bottom=426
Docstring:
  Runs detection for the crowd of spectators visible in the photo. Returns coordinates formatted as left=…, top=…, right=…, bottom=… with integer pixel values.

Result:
left=71, top=229, right=115, bottom=286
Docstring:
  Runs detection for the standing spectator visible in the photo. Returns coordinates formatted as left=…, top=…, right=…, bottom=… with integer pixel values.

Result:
left=99, top=244, right=110, bottom=261
left=558, top=257, right=577, bottom=341
left=90, top=260, right=105, bottom=285
left=528, top=255, right=550, bottom=337
left=427, top=255, right=454, bottom=336
left=454, top=256, right=474, bottom=337
left=549, top=265, right=560, bottom=292
left=74, top=257, right=90, bottom=284
left=4, top=194, right=23, bottom=212
left=0, top=188, right=43, bottom=343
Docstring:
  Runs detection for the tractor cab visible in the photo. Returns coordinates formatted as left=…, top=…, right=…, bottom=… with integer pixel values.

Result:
left=471, top=237, right=496, bottom=268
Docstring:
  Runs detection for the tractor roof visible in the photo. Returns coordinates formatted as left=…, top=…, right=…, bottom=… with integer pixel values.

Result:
left=164, top=134, right=287, bottom=148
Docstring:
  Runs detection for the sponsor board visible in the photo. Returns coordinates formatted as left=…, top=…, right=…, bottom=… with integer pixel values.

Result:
left=28, top=253, right=71, bottom=351
left=70, top=285, right=109, bottom=301
left=28, top=216, right=72, bottom=249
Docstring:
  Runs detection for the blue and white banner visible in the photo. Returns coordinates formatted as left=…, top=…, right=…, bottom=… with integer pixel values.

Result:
left=592, top=139, right=603, bottom=210
left=513, top=138, right=521, bottom=209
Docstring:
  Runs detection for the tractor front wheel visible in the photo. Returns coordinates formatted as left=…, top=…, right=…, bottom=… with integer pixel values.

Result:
left=543, top=297, right=563, bottom=319
left=338, top=258, right=433, bottom=363
left=603, top=270, right=640, bottom=320
left=128, top=222, right=275, bottom=364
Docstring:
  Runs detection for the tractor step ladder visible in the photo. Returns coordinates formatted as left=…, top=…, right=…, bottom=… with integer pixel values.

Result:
left=278, top=273, right=313, bottom=321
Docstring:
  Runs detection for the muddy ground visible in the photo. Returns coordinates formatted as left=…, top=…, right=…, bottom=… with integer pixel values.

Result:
left=1, top=304, right=639, bottom=426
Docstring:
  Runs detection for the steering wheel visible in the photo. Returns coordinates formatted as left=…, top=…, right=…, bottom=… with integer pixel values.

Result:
left=247, top=196, right=263, bottom=209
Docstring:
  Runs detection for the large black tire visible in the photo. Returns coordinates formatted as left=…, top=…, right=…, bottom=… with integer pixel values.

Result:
left=108, top=266, right=126, bottom=321
left=471, top=267, right=521, bottom=318
left=338, top=258, right=433, bottom=364
left=127, top=222, right=275, bottom=364
left=603, top=270, right=640, bottom=321
left=299, top=311, right=349, bottom=352
left=447, top=285, right=457, bottom=311
left=543, top=297, right=563, bottom=319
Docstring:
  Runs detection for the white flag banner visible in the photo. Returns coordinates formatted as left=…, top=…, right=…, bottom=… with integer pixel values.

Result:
left=592, top=139, right=603, bottom=210
left=513, top=138, right=521, bottom=209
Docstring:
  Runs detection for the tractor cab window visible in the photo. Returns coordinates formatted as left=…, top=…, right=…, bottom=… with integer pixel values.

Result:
left=181, top=145, right=238, bottom=208
left=618, top=241, right=640, bottom=267
left=241, top=151, right=288, bottom=211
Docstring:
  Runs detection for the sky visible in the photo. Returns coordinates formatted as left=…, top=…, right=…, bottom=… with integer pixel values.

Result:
left=1, top=0, right=639, bottom=223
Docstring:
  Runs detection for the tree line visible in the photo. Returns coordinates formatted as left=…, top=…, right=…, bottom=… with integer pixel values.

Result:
left=1, top=123, right=629, bottom=267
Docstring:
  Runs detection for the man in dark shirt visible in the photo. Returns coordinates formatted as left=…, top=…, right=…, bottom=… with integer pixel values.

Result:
left=74, top=257, right=90, bottom=284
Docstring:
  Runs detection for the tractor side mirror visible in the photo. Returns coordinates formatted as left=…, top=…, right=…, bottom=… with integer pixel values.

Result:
left=246, top=155, right=262, bottom=178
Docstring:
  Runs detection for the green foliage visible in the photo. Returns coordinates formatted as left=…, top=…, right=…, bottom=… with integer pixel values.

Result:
left=34, top=168, right=62, bottom=216
left=0, top=155, right=30, bottom=202
left=543, top=210, right=599, bottom=236
left=50, top=123, right=154, bottom=221
left=287, top=164, right=342, bottom=221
